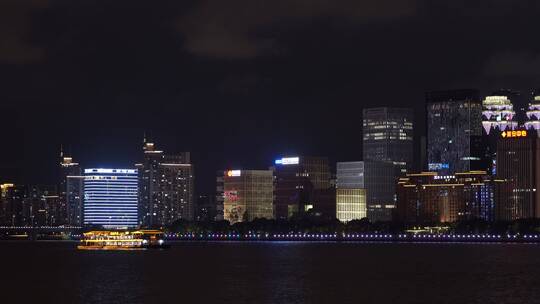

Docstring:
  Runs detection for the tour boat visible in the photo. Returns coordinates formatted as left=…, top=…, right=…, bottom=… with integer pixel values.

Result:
left=77, top=230, right=168, bottom=250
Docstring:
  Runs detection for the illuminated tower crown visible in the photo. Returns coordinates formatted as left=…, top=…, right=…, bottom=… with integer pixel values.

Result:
left=524, top=91, right=540, bottom=131
left=481, top=95, right=518, bottom=135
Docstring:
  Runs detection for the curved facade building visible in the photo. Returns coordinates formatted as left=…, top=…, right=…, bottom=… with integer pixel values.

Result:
left=482, top=95, right=518, bottom=135
left=525, top=92, right=540, bottom=132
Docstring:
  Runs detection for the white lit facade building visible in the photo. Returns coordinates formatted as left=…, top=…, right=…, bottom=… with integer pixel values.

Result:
left=482, top=95, right=518, bottom=135
left=218, top=170, right=274, bottom=224
left=336, top=162, right=367, bottom=222
left=525, top=92, right=540, bottom=134
left=83, top=169, right=138, bottom=228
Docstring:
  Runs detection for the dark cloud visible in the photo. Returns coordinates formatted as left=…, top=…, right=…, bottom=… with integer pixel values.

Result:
left=0, top=0, right=48, bottom=64
left=484, top=51, right=540, bottom=77
left=177, top=0, right=418, bottom=59
left=2, top=0, right=540, bottom=190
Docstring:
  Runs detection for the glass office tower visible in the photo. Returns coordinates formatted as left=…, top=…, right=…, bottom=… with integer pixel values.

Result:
left=362, top=107, right=414, bottom=175
left=426, top=89, right=482, bottom=174
left=83, top=168, right=138, bottom=228
left=273, top=156, right=332, bottom=219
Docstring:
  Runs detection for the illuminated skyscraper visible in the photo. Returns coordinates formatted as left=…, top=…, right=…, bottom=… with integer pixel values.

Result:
left=219, top=170, right=274, bottom=224
left=83, top=168, right=138, bottom=228
left=426, top=89, right=483, bottom=174
left=273, top=156, right=332, bottom=219
left=362, top=107, right=414, bottom=174
left=66, top=176, right=84, bottom=226
left=137, top=141, right=194, bottom=227
left=481, top=90, right=520, bottom=175
left=482, top=92, right=518, bottom=135
left=336, top=162, right=367, bottom=222
left=495, top=130, right=540, bottom=220
left=59, top=152, right=83, bottom=226
left=524, top=90, right=540, bottom=134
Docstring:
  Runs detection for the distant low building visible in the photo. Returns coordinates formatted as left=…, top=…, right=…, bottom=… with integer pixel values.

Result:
left=0, top=183, right=24, bottom=226
left=195, top=194, right=218, bottom=222
left=396, top=171, right=496, bottom=223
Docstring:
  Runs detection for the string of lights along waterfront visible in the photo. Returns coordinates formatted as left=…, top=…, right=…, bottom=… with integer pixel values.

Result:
left=3, top=89, right=540, bottom=237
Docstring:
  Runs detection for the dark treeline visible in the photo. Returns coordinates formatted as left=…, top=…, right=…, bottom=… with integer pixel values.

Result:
left=166, top=218, right=540, bottom=235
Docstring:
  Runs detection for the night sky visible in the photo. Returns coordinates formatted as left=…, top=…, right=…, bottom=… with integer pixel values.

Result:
left=2, top=0, right=540, bottom=193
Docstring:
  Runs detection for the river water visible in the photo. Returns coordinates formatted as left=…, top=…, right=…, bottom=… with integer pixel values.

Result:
left=2, top=241, right=540, bottom=304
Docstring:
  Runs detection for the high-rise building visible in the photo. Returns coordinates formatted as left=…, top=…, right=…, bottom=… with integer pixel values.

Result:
left=495, top=129, right=540, bottom=220
left=396, top=171, right=496, bottom=223
left=426, top=89, right=483, bottom=174
left=137, top=141, right=194, bottom=227
left=59, top=152, right=82, bottom=226
left=0, top=183, right=24, bottom=226
left=83, top=168, right=138, bottom=228
left=362, top=107, right=414, bottom=174
left=24, top=185, right=59, bottom=226
left=336, top=162, right=367, bottom=222
left=524, top=90, right=540, bottom=134
left=361, top=161, right=396, bottom=222
left=273, top=156, right=332, bottom=219
left=218, top=170, right=273, bottom=224
left=478, top=90, right=520, bottom=175
left=482, top=92, right=518, bottom=135
left=66, top=176, right=84, bottom=226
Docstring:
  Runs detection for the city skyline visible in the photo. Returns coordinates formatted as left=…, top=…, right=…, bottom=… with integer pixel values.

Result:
left=3, top=1, right=540, bottom=196
left=4, top=2, right=540, bottom=304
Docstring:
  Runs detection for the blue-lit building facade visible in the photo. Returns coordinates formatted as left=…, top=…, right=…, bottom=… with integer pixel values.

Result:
left=83, top=169, right=138, bottom=228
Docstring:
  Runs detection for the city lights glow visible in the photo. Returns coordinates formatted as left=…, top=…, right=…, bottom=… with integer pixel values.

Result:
left=275, top=157, right=300, bottom=165
left=501, top=130, right=527, bottom=138
left=226, top=170, right=241, bottom=177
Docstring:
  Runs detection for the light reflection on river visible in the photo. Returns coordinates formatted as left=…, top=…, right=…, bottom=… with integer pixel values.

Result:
left=2, top=241, right=539, bottom=304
